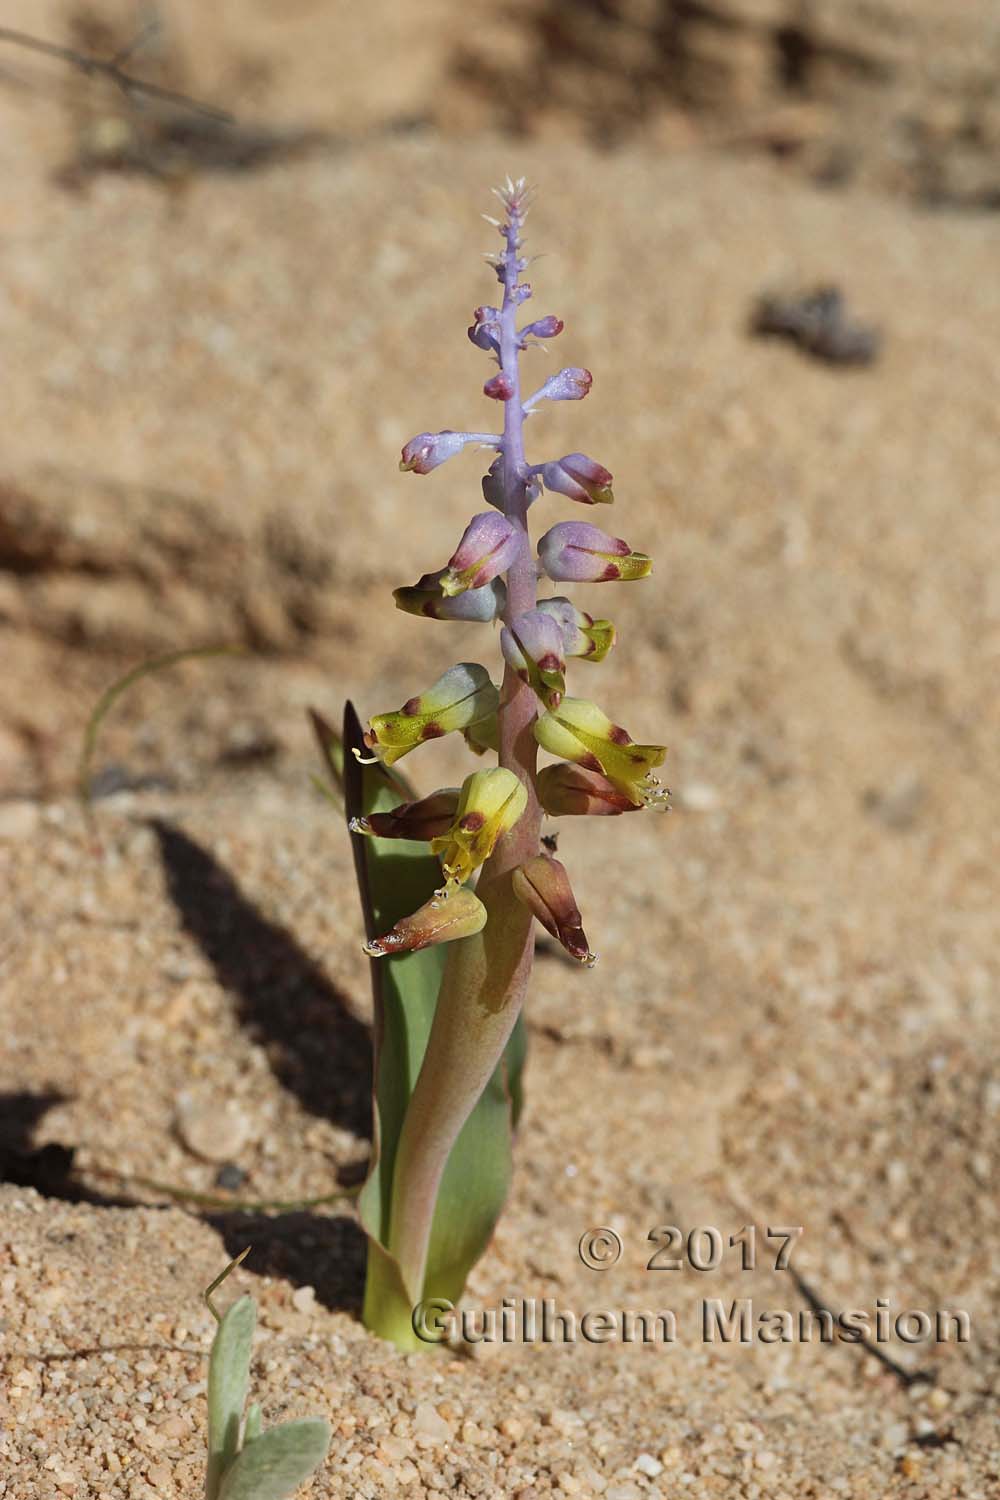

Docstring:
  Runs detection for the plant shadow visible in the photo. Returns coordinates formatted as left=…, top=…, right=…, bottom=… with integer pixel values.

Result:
left=150, top=818, right=372, bottom=1142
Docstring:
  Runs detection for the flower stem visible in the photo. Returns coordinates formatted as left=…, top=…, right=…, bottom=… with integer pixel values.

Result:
left=385, top=187, right=542, bottom=1304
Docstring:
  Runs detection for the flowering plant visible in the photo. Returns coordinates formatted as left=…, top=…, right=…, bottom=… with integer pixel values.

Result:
left=322, top=179, right=667, bottom=1349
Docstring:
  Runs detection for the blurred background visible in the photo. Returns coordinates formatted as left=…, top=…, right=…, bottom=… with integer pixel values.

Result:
left=0, top=0, right=997, bottom=801
left=1, top=7, right=998, bottom=1491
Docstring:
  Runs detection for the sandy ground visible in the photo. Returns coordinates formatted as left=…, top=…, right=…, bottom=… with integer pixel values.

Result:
left=1, top=6, right=999, bottom=1498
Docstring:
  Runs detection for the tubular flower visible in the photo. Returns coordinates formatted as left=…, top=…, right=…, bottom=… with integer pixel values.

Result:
left=350, top=788, right=461, bottom=841
left=539, top=453, right=614, bottom=506
left=534, top=697, right=667, bottom=808
left=538, top=522, right=652, bottom=583
left=512, top=853, right=596, bottom=965
left=363, top=663, right=499, bottom=767
left=394, top=570, right=506, bottom=622
left=500, top=610, right=566, bottom=708
left=536, top=597, right=616, bottom=662
left=536, top=763, right=641, bottom=816
left=430, top=767, right=528, bottom=889
left=364, top=886, right=487, bottom=958
left=442, top=512, right=523, bottom=596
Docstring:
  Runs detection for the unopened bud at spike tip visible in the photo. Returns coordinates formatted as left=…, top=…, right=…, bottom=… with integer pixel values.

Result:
left=512, top=853, right=596, bottom=965
left=524, top=367, right=592, bottom=408
left=483, top=372, right=515, bottom=401
left=521, top=315, right=563, bottom=340
left=538, top=521, right=652, bottom=583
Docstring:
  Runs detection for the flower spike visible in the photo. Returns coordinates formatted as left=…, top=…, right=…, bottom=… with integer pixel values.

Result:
left=534, top=697, right=667, bottom=808
left=394, top=571, right=506, bottom=622
left=512, top=853, right=596, bottom=965
left=442, top=512, right=523, bottom=596
left=538, top=521, right=652, bottom=583
left=430, top=768, right=528, bottom=889
left=363, top=663, right=499, bottom=767
left=539, top=453, right=614, bottom=506
left=364, top=886, right=487, bottom=958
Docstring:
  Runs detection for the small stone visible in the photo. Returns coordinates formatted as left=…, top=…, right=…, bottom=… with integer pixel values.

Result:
left=175, top=1093, right=252, bottom=1163
left=634, top=1453, right=662, bottom=1478
left=882, top=1421, right=909, bottom=1451
left=500, top=1417, right=525, bottom=1440
left=214, top=1162, right=247, bottom=1191
left=157, top=1416, right=188, bottom=1439
left=898, top=1455, right=922, bottom=1479
left=558, top=1476, right=582, bottom=1494
left=291, top=1285, right=317, bottom=1313
left=414, top=1401, right=453, bottom=1446
left=0, top=800, right=41, bottom=839
left=461, top=1420, right=484, bottom=1445
left=146, top=1462, right=172, bottom=1490
left=755, top=1451, right=777, bottom=1471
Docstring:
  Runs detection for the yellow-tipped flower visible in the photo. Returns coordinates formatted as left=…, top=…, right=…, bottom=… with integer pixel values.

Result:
left=364, top=886, right=487, bottom=958
left=534, top=697, right=667, bottom=809
left=363, top=663, right=499, bottom=767
left=431, top=767, right=528, bottom=888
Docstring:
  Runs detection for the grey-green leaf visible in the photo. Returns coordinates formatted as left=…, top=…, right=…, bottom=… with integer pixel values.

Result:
left=206, top=1295, right=255, bottom=1500
left=217, top=1419, right=331, bottom=1500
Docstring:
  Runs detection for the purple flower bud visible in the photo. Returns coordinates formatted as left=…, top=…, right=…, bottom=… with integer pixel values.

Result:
left=483, top=372, right=515, bottom=401
left=524, top=367, right=592, bottom=409
left=540, top=453, right=614, bottom=506
left=521, top=315, right=564, bottom=340
left=468, top=306, right=500, bottom=353
left=500, top=609, right=566, bottom=707
left=481, top=457, right=541, bottom=513
left=399, top=430, right=469, bottom=475
left=536, top=597, right=616, bottom=661
left=482, top=457, right=505, bottom=511
left=538, top=522, right=652, bottom=583
left=443, top=511, right=523, bottom=596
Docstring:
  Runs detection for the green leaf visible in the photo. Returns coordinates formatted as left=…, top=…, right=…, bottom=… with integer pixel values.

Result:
left=206, top=1295, right=255, bottom=1500
left=340, top=703, right=526, bottom=1348
left=217, top=1419, right=331, bottom=1500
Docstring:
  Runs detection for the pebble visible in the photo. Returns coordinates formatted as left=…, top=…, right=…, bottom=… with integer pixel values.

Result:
left=634, top=1452, right=662, bottom=1477
left=175, top=1094, right=252, bottom=1163
left=291, top=1285, right=317, bottom=1313
left=500, top=1417, right=525, bottom=1440
left=413, top=1401, right=453, bottom=1446
left=0, top=799, right=41, bottom=839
